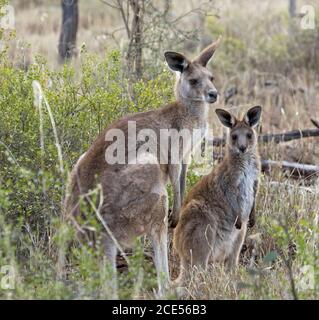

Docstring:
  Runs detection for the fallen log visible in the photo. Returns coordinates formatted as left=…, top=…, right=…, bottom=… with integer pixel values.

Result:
left=261, top=160, right=319, bottom=179
left=258, top=128, right=319, bottom=144
left=209, top=128, right=319, bottom=147
left=211, top=153, right=319, bottom=179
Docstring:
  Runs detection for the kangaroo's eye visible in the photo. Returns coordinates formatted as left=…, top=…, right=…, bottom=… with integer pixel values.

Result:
left=189, top=79, right=199, bottom=86
left=210, top=76, right=214, bottom=82
left=247, top=133, right=252, bottom=139
left=232, top=134, right=238, bottom=141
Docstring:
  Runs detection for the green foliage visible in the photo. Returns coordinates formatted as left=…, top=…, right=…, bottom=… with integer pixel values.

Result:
left=206, top=9, right=319, bottom=75
left=241, top=180, right=319, bottom=300
left=0, top=48, right=174, bottom=299
left=205, top=15, right=225, bottom=39
left=256, top=34, right=289, bottom=68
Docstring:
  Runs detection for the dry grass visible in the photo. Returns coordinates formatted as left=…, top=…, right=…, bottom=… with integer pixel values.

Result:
left=155, top=174, right=319, bottom=300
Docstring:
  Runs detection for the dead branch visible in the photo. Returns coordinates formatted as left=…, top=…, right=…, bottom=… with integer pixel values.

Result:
left=100, top=0, right=121, bottom=10
left=209, top=128, right=319, bottom=147
left=212, top=153, right=319, bottom=179
left=261, top=160, right=319, bottom=179
left=224, top=86, right=237, bottom=104
left=311, top=118, right=319, bottom=129
left=258, top=129, right=319, bottom=144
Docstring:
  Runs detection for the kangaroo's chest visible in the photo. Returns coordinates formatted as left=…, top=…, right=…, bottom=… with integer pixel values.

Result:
left=236, top=163, right=258, bottom=218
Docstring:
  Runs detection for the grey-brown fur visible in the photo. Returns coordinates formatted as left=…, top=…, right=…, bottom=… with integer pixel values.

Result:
left=64, top=38, right=221, bottom=297
left=173, top=106, right=262, bottom=285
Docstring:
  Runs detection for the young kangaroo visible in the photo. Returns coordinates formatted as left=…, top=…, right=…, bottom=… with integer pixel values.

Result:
left=64, top=38, right=221, bottom=297
left=173, top=106, right=262, bottom=285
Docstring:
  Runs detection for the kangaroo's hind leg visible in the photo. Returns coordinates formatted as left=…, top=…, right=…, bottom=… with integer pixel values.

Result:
left=101, top=234, right=118, bottom=299
left=174, top=230, right=212, bottom=299
left=176, top=221, right=214, bottom=287
left=225, top=224, right=247, bottom=271
left=168, top=164, right=182, bottom=228
left=149, top=193, right=169, bottom=297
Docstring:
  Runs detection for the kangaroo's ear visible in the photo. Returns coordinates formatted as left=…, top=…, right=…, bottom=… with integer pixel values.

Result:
left=193, top=36, right=221, bottom=67
left=164, top=51, right=190, bottom=73
left=245, top=106, right=262, bottom=127
left=215, top=109, right=236, bottom=128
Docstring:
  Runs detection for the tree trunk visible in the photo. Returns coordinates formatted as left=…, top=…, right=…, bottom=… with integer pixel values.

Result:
left=289, top=0, right=297, bottom=17
left=127, top=0, right=144, bottom=80
left=58, top=0, right=79, bottom=61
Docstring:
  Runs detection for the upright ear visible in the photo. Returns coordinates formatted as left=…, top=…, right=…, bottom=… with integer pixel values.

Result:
left=193, top=36, right=222, bottom=67
left=215, top=109, right=236, bottom=128
left=164, top=51, right=190, bottom=73
left=245, top=106, right=262, bottom=127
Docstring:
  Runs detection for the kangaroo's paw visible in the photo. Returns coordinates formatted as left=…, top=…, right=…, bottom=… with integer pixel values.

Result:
left=235, top=215, right=242, bottom=229
left=168, top=208, right=178, bottom=228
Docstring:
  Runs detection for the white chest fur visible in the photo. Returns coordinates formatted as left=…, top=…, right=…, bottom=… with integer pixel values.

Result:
left=236, top=160, right=258, bottom=219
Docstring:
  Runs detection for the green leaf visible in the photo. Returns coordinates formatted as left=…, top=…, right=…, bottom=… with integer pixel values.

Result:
left=263, top=251, right=278, bottom=264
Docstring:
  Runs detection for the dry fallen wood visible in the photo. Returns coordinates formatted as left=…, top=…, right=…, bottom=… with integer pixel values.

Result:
left=212, top=153, right=319, bottom=179
left=311, top=118, right=319, bottom=129
left=209, top=128, right=319, bottom=147
left=258, top=128, right=319, bottom=144
left=261, top=160, right=319, bottom=179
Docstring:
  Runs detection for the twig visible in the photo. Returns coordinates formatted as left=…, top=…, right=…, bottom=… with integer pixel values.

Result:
left=84, top=185, right=130, bottom=266
left=117, top=0, right=131, bottom=38
left=100, top=0, right=121, bottom=9
left=277, top=213, right=299, bottom=300
left=311, top=118, right=319, bottom=129
left=259, top=129, right=319, bottom=144
left=0, top=141, right=20, bottom=167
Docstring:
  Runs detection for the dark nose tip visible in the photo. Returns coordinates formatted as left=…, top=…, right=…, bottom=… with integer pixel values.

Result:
left=208, top=90, right=218, bottom=100
left=239, top=145, right=246, bottom=153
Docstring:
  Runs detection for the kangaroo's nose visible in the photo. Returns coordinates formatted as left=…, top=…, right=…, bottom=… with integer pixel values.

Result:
left=239, top=145, right=247, bottom=153
left=208, top=90, right=218, bottom=101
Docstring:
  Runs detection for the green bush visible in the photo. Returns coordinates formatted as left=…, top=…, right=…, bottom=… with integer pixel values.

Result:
left=0, top=47, right=174, bottom=299
left=205, top=9, right=319, bottom=75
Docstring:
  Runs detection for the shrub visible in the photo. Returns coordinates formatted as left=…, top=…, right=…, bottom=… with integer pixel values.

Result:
left=0, top=48, right=173, bottom=298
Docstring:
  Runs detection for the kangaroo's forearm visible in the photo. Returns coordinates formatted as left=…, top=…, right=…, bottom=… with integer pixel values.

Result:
left=180, top=163, right=188, bottom=203
left=168, top=164, right=182, bottom=227
left=248, top=179, right=259, bottom=228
